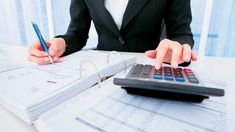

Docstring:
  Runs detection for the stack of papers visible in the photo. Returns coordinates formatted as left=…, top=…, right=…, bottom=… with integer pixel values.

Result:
left=34, top=73, right=227, bottom=132
left=0, top=62, right=22, bottom=73
left=0, top=51, right=136, bottom=123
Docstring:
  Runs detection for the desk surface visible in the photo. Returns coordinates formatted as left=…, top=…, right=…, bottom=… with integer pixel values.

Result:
left=1, top=43, right=235, bottom=132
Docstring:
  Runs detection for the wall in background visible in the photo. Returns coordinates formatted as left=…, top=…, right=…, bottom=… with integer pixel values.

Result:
left=0, top=0, right=52, bottom=46
left=205, top=0, right=234, bottom=57
left=0, top=0, right=50, bottom=46
left=190, top=0, right=235, bottom=57
left=0, top=0, right=234, bottom=57
left=50, top=0, right=70, bottom=36
left=223, top=0, right=235, bottom=57
left=50, top=0, right=98, bottom=49
left=190, top=0, right=206, bottom=54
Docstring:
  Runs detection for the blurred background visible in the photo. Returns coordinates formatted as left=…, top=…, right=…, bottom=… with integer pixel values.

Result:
left=0, top=0, right=234, bottom=57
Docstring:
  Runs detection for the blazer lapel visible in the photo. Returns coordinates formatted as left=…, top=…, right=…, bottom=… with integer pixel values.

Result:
left=88, top=0, right=120, bottom=36
left=121, top=0, right=148, bottom=29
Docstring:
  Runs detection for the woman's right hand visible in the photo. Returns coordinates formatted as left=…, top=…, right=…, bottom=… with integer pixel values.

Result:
left=28, top=38, right=66, bottom=65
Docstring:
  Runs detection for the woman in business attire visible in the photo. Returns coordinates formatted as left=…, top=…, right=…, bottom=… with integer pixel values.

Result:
left=28, top=0, right=197, bottom=69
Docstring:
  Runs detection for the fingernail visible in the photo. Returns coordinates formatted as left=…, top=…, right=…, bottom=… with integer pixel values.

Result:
left=155, top=63, right=161, bottom=69
left=172, top=61, right=178, bottom=68
left=145, top=50, right=151, bottom=55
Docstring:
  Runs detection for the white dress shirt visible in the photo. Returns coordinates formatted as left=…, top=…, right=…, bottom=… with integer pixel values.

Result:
left=104, top=0, right=129, bottom=30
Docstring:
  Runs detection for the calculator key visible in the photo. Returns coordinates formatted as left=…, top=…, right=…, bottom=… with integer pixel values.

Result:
left=164, top=76, right=174, bottom=81
left=132, top=68, right=141, bottom=71
left=165, top=73, right=173, bottom=76
left=131, top=70, right=141, bottom=74
left=176, top=77, right=185, bottom=82
left=173, top=68, right=182, bottom=72
left=164, top=66, right=171, bottom=69
left=174, top=72, right=183, bottom=76
left=141, top=70, right=150, bottom=74
left=184, top=68, right=192, bottom=72
left=136, top=64, right=144, bottom=67
left=189, top=78, right=199, bottom=83
left=133, top=66, right=142, bottom=70
left=187, top=76, right=197, bottom=80
left=131, top=73, right=139, bottom=77
left=175, top=74, right=183, bottom=78
left=154, top=69, right=162, bottom=75
left=141, top=66, right=151, bottom=71
left=140, top=72, right=151, bottom=76
left=154, top=75, right=163, bottom=80
left=164, top=71, right=172, bottom=76
left=174, top=71, right=181, bottom=74
left=164, top=70, right=172, bottom=73
left=164, top=69, right=171, bottom=72
left=155, top=72, right=162, bottom=75
left=145, top=65, right=152, bottom=68
left=186, top=72, right=195, bottom=76
left=139, top=72, right=151, bottom=78
left=184, top=69, right=191, bottom=72
left=164, top=68, right=172, bottom=70
left=164, top=68, right=172, bottom=71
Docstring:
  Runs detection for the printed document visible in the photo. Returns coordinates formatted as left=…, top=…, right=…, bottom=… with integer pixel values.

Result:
left=35, top=73, right=227, bottom=132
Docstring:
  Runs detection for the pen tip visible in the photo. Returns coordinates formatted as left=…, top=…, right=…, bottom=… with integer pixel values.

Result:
left=48, top=56, right=54, bottom=64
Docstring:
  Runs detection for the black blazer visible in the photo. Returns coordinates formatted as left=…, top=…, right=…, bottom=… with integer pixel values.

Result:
left=59, top=0, right=194, bottom=55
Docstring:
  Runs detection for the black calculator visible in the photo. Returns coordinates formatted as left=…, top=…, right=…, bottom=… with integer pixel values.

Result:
left=113, top=64, right=225, bottom=102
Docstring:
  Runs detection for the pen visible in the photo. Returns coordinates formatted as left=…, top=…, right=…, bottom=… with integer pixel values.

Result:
left=31, top=21, right=53, bottom=64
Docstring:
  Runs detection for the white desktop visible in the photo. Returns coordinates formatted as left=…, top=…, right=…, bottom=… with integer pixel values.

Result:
left=0, top=43, right=235, bottom=132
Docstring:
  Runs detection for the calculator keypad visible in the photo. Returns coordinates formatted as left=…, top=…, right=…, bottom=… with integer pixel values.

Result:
left=128, top=64, right=199, bottom=84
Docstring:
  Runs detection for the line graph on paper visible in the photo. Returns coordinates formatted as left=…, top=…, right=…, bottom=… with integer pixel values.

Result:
left=75, top=89, right=226, bottom=132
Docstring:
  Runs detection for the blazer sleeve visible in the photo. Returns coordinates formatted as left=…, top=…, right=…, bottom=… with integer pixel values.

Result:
left=164, top=0, right=194, bottom=48
left=57, top=0, right=91, bottom=56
